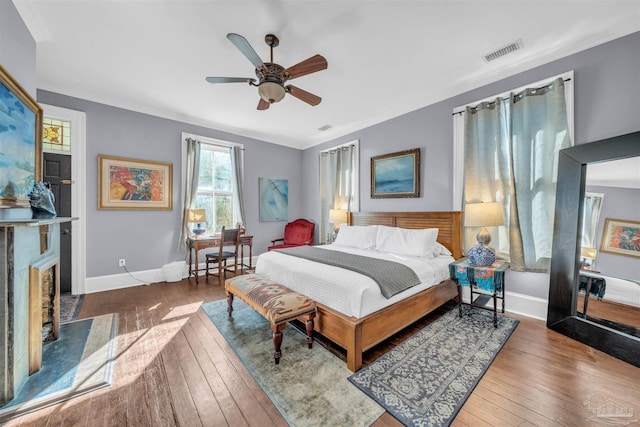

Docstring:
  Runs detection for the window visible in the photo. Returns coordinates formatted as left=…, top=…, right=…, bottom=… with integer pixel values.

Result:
left=181, top=133, right=244, bottom=237
left=195, top=145, right=234, bottom=232
left=319, top=141, right=359, bottom=243
left=453, top=72, right=574, bottom=271
left=42, top=117, right=71, bottom=152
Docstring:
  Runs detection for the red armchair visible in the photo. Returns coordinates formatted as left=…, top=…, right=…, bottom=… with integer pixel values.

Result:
left=268, top=218, right=315, bottom=251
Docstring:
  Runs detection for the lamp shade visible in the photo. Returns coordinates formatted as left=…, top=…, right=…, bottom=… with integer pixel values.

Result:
left=187, top=209, right=207, bottom=223
left=258, top=82, right=286, bottom=103
left=581, top=247, right=597, bottom=259
left=464, top=202, right=504, bottom=227
left=329, top=209, right=348, bottom=226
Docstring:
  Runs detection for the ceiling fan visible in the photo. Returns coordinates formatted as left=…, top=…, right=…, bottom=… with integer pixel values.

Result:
left=206, top=33, right=328, bottom=110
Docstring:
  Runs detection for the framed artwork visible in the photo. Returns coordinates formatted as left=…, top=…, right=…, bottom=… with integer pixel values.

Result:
left=371, top=148, right=420, bottom=198
left=98, top=155, right=172, bottom=210
left=599, top=218, right=640, bottom=258
left=259, top=178, right=288, bottom=221
left=0, top=65, right=43, bottom=208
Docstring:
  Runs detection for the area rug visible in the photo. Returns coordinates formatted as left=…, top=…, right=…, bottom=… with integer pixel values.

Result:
left=0, top=313, right=118, bottom=422
left=59, top=292, right=85, bottom=323
left=201, top=299, right=384, bottom=427
left=348, top=306, right=519, bottom=427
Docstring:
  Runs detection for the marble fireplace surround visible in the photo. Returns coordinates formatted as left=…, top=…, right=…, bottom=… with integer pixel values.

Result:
left=0, top=217, right=71, bottom=405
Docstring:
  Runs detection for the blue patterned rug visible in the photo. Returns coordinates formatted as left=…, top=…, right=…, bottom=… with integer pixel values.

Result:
left=59, top=292, right=84, bottom=323
left=202, top=299, right=384, bottom=426
left=348, top=306, right=519, bottom=426
left=0, top=313, right=118, bottom=422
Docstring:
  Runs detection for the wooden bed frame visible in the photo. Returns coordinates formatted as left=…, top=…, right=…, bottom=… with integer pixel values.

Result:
left=312, top=211, right=462, bottom=372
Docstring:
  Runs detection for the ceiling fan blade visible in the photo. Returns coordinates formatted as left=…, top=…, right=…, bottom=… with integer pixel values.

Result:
left=284, top=54, right=328, bottom=80
left=286, top=85, right=322, bottom=106
left=205, top=77, right=255, bottom=84
left=227, top=33, right=265, bottom=69
left=257, top=98, right=270, bottom=110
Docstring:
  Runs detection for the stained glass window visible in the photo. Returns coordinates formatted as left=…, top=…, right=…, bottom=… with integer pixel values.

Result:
left=42, top=117, right=71, bottom=152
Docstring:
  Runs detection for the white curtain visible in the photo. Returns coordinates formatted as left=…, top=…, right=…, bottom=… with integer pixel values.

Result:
left=319, top=144, right=356, bottom=243
left=178, top=137, right=201, bottom=251
left=581, top=193, right=604, bottom=248
left=463, top=77, right=571, bottom=271
left=230, top=145, right=246, bottom=229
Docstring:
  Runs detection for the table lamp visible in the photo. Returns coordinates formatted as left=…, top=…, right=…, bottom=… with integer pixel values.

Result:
left=187, top=209, right=207, bottom=236
left=465, top=201, right=504, bottom=266
left=329, top=209, right=348, bottom=241
left=580, top=246, right=597, bottom=270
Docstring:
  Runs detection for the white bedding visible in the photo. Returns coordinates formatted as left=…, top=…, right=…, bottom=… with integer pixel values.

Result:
left=255, top=244, right=454, bottom=318
left=582, top=270, right=640, bottom=307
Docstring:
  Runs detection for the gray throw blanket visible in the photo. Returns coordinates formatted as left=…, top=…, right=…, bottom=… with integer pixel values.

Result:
left=275, top=246, right=420, bottom=299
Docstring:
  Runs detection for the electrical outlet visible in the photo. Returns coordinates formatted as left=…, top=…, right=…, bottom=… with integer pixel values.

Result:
left=119, top=258, right=126, bottom=267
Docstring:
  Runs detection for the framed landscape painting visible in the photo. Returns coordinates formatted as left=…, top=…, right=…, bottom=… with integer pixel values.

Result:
left=371, top=148, right=420, bottom=198
left=600, top=218, right=640, bottom=258
left=0, top=65, right=42, bottom=208
left=98, top=155, right=172, bottom=210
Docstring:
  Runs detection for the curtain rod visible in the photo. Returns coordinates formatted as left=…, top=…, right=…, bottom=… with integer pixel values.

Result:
left=451, top=77, right=572, bottom=116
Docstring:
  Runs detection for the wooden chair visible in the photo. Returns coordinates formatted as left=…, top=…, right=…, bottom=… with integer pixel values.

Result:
left=205, top=227, right=242, bottom=285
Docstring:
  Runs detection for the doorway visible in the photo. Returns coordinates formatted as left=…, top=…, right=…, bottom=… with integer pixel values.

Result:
left=41, top=104, right=87, bottom=295
left=43, top=152, right=72, bottom=293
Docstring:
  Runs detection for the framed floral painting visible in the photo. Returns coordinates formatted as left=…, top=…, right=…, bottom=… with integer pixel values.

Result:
left=98, top=155, right=172, bottom=210
left=600, top=218, right=640, bottom=258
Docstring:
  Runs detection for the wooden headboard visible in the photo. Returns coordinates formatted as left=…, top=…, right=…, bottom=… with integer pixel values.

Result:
left=349, top=211, right=463, bottom=259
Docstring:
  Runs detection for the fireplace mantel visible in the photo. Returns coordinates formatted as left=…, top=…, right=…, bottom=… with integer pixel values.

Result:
left=0, top=217, right=75, bottom=405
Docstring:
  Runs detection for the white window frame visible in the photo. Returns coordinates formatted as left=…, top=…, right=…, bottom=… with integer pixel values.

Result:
left=452, top=71, right=574, bottom=210
left=319, top=139, right=360, bottom=213
left=180, top=132, right=243, bottom=229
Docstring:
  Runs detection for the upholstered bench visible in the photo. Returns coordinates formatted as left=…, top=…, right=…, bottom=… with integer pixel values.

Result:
left=225, top=274, right=317, bottom=365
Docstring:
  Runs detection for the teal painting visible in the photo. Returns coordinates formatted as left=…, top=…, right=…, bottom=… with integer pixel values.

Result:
left=259, top=178, right=288, bottom=221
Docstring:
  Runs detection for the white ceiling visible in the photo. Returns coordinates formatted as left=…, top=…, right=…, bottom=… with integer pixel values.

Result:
left=14, top=0, right=640, bottom=149
left=587, top=157, right=640, bottom=189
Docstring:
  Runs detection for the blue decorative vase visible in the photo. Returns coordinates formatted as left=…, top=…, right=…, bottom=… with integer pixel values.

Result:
left=468, top=245, right=496, bottom=266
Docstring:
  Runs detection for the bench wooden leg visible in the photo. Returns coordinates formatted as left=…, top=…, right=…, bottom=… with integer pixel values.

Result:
left=304, top=313, right=315, bottom=349
left=272, top=323, right=286, bottom=364
left=226, top=291, right=234, bottom=317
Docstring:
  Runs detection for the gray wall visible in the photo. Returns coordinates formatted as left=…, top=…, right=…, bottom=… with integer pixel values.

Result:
left=302, top=32, right=640, bottom=299
left=36, top=91, right=303, bottom=277
left=0, top=1, right=36, bottom=95
left=586, top=185, right=640, bottom=280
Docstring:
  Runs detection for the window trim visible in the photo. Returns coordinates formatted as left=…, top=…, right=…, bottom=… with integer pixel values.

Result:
left=180, top=132, right=243, bottom=230
left=319, top=139, right=360, bottom=213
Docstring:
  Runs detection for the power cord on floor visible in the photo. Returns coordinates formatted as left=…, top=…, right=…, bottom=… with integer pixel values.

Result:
left=120, top=264, right=150, bottom=285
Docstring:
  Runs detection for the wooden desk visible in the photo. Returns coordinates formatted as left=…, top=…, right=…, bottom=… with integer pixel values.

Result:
left=187, top=234, right=253, bottom=283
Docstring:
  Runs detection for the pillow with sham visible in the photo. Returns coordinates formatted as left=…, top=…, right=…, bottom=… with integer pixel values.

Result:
left=376, top=226, right=439, bottom=258
left=333, top=225, right=378, bottom=249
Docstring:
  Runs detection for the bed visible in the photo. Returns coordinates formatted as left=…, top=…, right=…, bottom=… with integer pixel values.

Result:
left=255, top=211, right=462, bottom=372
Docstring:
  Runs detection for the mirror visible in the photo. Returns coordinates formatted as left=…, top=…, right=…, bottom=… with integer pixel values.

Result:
left=577, top=161, right=639, bottom=330
left=547, top=131, right=640, bottom=367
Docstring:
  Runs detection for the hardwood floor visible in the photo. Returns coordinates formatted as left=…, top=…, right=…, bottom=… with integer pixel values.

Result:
left=6, top=277, right=639, bottom=426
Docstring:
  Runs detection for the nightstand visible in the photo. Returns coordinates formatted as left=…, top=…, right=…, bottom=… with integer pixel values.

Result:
left=449, top=257, right=509, bottom=327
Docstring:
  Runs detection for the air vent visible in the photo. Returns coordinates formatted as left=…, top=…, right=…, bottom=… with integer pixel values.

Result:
left=483, top=39, right=523, bottom=62
left=318, top=124, right=332, bottom=131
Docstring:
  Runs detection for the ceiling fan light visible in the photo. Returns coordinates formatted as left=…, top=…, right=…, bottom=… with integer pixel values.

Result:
left=258, top=81, right=286, bottom=103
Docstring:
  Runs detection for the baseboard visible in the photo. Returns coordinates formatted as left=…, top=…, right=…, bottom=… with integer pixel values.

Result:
left=459, top=287, right=548, bottom=321
left=85, top=262, right=548, bottom=320
left=84, top=258, right=252, bottom=294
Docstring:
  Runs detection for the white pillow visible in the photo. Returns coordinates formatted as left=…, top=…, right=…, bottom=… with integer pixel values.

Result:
left=333, top=225, right=378, bottom=249
left=431, top=242, right=452, bottom=257
left=375, top=226, right=439, bottom=258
